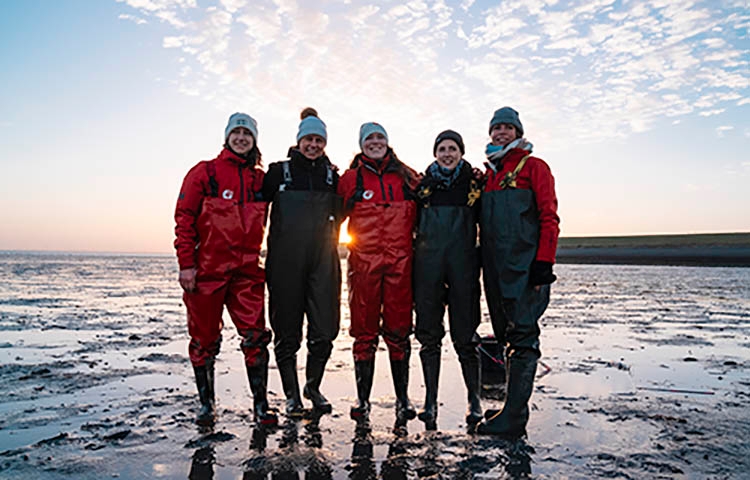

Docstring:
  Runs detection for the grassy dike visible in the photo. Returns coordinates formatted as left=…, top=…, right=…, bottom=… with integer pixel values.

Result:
left=556, top=232, right=750, bottom=266
left=334, top=232, right=750, bottom=267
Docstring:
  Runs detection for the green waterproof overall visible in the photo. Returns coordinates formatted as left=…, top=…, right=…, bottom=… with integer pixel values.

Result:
left=266, top=161, right=343, bottom=414
left=478, top=187, right=550, bottom=436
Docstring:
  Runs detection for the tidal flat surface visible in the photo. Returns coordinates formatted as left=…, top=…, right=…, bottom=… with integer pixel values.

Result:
left=0, top=253, right=748, bottom=479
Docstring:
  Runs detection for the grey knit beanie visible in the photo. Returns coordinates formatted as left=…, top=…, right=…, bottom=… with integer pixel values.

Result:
left=359, top=122, right=389, bottom=150
left=489, top=107, right=523, bottom=136
left=297, top=108, right=327, bottom=142
left=225, top=112, right=258, bottom=141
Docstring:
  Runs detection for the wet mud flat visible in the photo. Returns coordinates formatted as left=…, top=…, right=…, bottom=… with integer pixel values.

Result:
left=0, top=253, right=749, bottom=479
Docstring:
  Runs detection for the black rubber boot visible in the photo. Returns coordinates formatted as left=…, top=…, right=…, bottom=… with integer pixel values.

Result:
left=193, top=362, right=215, bottom=426
left=350, top=360, right=375, bottom=420
left=278, top=359, right=306, bottom=418
left=460, top=354, right=483, bottom=427
left=246, top=364, right=278, bottom=426
left=303, top=347, right=332, bottom=414
left=417, top=347, right=440, bottom=431
left=477, top=349, right=538, bottom=437
left=390, top=358, right=416, bottom=427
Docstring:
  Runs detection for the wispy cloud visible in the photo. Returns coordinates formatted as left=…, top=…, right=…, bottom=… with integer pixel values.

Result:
left=118, top=13, right=147, bottom=25
left=116, top=0, right=749, bottom=151
left=715, top=125, right=733, bottom=137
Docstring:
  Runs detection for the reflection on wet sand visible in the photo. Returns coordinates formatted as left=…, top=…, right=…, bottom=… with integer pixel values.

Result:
left=1, top=256, right=749, bottom=478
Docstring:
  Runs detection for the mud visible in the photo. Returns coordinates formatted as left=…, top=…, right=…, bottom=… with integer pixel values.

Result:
left=0, top=254, right=749, bottom=479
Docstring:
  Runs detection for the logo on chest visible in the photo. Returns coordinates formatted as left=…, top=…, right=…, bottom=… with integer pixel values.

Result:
left=222, top=189, right=234, bottom=200
left=362, top=190, right=374, bottom=200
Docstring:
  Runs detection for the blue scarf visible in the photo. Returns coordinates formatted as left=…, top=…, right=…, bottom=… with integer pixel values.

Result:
left=485, top=138, right=533, bottom=171
left=427, top=159, right=464, bottom=189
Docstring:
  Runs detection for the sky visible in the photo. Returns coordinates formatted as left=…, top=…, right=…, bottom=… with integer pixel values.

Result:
left=0, top=0, right=748, bottom=254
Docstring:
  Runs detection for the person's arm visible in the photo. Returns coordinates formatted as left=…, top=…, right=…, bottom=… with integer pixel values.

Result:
left=174, top=163, right=206, bottom=291
left=260, top=162, right=282, bottom=202
left=529, top=158, right=560, bottom=287
left=337, top=170, right=356, bottom=218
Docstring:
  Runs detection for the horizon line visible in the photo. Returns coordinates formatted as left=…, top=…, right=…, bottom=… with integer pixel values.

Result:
left=1, top=231, right=748, bottom=256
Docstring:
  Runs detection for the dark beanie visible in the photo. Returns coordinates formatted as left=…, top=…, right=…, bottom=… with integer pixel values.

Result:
left=433, top=129, right=465, bottom=156
left=489, top=107, right=523, bottom=136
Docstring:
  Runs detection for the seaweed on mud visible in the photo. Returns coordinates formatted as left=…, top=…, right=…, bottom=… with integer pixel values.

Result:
left=138, top=352, right=186, bottom=364
left=635, top=333, right=714, bottom=347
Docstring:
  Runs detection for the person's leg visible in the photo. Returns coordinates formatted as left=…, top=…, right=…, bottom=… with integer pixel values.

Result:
left=446, top=252, right=482, bottom=427
left=477, top=285, right=549, bottom=436
left=226, top=264, right=277, bottom=425
left=348, top=251, right=383, bottom=419
left=382, top=254, right=416, bottom=426
left=185, top=278, right=227, bottom=425
left=302, top=245, right=341, bottom=413
left=268, top=264, right=306, bottom=417
left=414, top=254, right=445, bottom=430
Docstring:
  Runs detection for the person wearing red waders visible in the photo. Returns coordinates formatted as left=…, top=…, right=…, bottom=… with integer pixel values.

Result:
left=338, top=122, right=419, bottom=428
left=476, top=107, right=560, bottom=437
left=413, top=130, right=484, bottom=431
left=174, top=113, right=277, bottom=427
left=262, top=108, right=342, bottom=417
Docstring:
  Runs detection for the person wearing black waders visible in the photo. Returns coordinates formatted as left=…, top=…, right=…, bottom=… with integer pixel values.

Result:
left=338, top=122, right=420, bottom=430
left=413, top=130, right=484, bottom=431
left=174, top=113, right=277, bottom=427
left=262, top=108, right=343, bottom=418
left=476, top=107, right=560, bottom=437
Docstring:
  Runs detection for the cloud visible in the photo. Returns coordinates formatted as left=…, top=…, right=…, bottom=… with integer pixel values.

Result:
left=118, top=13, right=147, bottom=24
left=116, top=0, right=749, bottom=151
left=715, top=125, right=733, bottom=137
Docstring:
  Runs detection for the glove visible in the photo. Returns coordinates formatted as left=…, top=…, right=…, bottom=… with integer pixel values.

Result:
left=529, top=261, right=556, bottom=286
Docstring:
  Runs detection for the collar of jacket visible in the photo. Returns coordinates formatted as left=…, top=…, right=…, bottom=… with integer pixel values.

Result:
left=288, top=147, right=331, bottom=169
left=357, top=149, right=398, bottom=175
left=219, top=147, right=254, bottom=167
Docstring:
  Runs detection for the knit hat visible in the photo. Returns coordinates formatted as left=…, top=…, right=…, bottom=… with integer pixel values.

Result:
left=225, top=112, right=258, bottom=141
left=359, top=122, right=389, bottom=150
left=296, top=107, right=327, bottom=142
left=488, top=106, right=523, bottom=136
left=433, top=129, right=465, bottom=156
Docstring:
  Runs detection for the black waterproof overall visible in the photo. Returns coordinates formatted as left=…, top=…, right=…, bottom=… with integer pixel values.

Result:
left=478, top=186, right=550, bottom=436
left=413, top=164, right=482, bottom=428
left=266, top=158, right=343, bottom=414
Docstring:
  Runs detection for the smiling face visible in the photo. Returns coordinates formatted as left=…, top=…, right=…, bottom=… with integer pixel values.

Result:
left=298, top=134, right=326, bottom=160
left=490, top=123, right=519, bottom=147
left=435, top=139, right=461, bottom=170
left=362, top=132, right=387, bottom=160
left=227, top=127, right=255, bottom=154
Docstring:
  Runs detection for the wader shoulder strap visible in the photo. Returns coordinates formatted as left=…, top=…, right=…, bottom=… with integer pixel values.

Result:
left=346, top=168, right=365, bottom=211
left=326, top=165, right=333, bottom=186
left=498, top=154, right=530, bottom=190
left=280, top=160, right=292, bottom=191
left=205, top=161, right=219, bottom=197
left=467, top=179, right=481, bottom=206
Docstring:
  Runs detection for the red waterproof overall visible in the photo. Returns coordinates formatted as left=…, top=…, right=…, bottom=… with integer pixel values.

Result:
left=174, top=148, right=271, bottom=368
left=339, top=154, right=417, bottom=362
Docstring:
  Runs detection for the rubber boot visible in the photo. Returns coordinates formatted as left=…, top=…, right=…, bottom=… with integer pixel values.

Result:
left=417, top=348, right=440, bottom=430
left=277, top=359, right=305, bottom=418
left=246, top=364, right=278, bottom=426
left=303, top=351, right=332, bottom=414
left=193, top=362, right=215, bottom=426
left=460, top=354, right=483, bottom=427
left=390, top=358, right=416, bottom=427
left=477, top=349, right=538, bottom=437
left=350, top=360, right=375, bottom=420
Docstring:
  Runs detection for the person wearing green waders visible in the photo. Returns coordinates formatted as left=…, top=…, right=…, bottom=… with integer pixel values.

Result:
left=413, top=130, right=484, bottom=431
left=476, top=107, right=560, bottom=437
left=262, top=108, right=343, bottom=418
